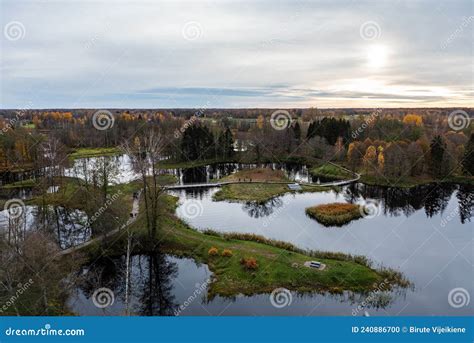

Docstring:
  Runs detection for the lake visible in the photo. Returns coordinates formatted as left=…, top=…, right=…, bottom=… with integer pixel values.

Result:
left=69, top=177, right=473, bottom=315
left=2, top=156, right=472, bottom=316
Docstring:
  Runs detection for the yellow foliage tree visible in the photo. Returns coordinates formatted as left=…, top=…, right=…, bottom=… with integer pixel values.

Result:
left=403, top=114, right=423, bottom=126
left=256, top=115, right=264, bottom=129
left=363, top=145, right=377, bottom=171
left=377, top=146, right=385, bottom=171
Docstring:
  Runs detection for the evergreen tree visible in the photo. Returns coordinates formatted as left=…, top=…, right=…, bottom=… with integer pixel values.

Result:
left=429, top=135, right=446, bottom=177
left=462, top=133, right=474, bottom=176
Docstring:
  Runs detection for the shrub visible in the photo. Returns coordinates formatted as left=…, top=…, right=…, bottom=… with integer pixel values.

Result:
left=222, top=249, right=233, bottom=257
left=240, top=257, right=258, bottom=270
left=208, top=247, right=219, bottom=256
left=305, top=202, right=362, bottom=227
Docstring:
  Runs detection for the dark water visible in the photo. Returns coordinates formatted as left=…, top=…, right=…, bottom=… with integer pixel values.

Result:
left=0, top=205, right=91, bottom=250
left=69, top=182, right=473, bottom=316
left=3, top=157, right=472, bottom=315
left=63, top=155, right=331, bottom=185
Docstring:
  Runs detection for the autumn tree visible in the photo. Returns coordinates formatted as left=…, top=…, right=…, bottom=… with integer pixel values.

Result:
left=363, top=145, right=377, bottom=172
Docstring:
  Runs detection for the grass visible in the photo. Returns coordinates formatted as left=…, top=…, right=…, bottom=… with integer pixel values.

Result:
left=1, top=179, right=38, bottom=188
left=306, top=203, right=363, bottom=227
left=88, top=193, right=409, bottom=298
left=68, top=147, right=121, bottom=159
left=212, top=167, right=333, bottom=202
left=213, top=183, right=330, bottom=203
left=310, top=163, right=354, bottom=180
left=222, top=168, right=287, bottom=182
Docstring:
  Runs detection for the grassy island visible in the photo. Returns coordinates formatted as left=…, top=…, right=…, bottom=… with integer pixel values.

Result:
left=213, top=168, right=331, bottom=203
left=306, top=203, right=363, bottom=227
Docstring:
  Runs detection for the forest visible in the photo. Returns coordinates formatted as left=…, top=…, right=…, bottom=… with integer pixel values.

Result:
left=1, top=108, right=472, bottom=186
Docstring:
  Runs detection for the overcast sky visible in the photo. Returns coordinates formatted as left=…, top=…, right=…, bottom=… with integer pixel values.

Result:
left=1, top=0, right=472, bottom=109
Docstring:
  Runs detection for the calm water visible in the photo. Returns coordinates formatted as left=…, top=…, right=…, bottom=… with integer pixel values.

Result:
left=169, top=183, right=473, bottom=315
left=3, top=157, right=472, bottom=315
left=65, top=155, right=327, bottom=185
left=0, top=205, right=91, bottom=249
left=69, top=181, right=473, bottom=316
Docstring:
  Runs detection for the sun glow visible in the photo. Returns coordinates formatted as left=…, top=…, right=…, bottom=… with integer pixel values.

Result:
left=367, top=45, right=389, bottom=68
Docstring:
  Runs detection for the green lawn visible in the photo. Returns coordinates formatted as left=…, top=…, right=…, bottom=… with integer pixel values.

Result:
left=68, top=147, right=121, bottom=159
left=213, top=183, right=330, bottom=203
left=310, top=163, right=354, bottom=180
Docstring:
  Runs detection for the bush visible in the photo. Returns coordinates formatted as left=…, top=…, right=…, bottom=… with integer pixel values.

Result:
left=222, top=249, right=233, bottom=257
left=208, top=247, right=219, bottom=256
left=240, top=257, right=258, bottom=270
left=305, top=202, right=362, bottom=227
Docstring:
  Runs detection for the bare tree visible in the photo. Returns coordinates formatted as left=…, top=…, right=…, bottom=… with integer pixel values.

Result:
left=122, top=130, right=165, bottom=239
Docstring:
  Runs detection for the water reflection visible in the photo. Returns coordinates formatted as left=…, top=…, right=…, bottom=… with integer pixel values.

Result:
left=242, top=198, right=284, bottom=218
left=344, top=183, right=471, bottom=220
left=0, top=205, right=91, bottom=249
left=171, top=182, right=472, bottom=315
left=71, top=253, right=215, bottom=316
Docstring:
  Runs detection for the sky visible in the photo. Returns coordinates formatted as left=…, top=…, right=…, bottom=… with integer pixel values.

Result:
left=0, top=0, right=473, bottom=109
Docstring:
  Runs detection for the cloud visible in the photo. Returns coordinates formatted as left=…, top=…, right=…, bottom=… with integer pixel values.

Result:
left=1, top=0, right=472, bottom=108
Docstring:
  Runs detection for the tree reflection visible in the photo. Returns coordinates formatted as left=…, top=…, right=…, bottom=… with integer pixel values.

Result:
left=242, top=198, right=283, bottom=218
left=77, top=249, right=178, bottom=316
left=345, top=183, right=461, bottom=219
left=457, top=185, right=474, bottom=224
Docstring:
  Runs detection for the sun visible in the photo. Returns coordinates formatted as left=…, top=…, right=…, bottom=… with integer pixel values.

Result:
left=367, top=45, right=389, bottom=68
